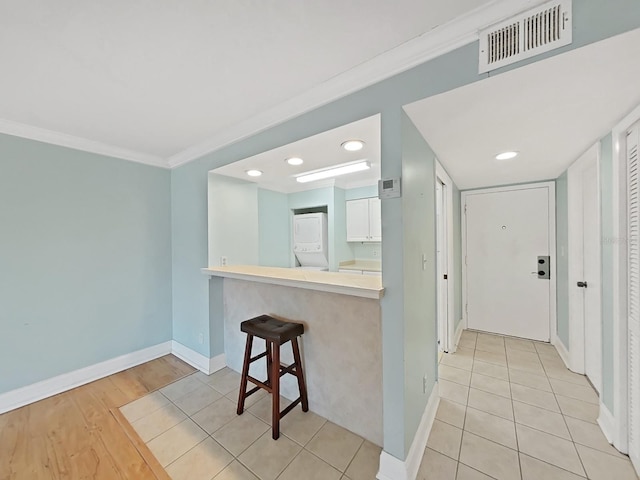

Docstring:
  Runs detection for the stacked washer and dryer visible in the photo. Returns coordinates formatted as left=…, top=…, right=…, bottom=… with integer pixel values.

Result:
left=292, top=212, right=329, bottom=271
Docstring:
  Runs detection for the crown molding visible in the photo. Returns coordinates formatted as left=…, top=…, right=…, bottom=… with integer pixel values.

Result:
left=0, top=118, right=169, bottom=169
left=167, top=0, right=542, bottom=169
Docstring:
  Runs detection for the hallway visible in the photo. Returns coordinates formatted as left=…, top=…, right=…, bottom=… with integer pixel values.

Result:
left=419, top=331, right=638, bottom=480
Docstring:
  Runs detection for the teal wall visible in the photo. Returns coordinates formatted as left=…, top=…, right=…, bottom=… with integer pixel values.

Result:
left=453, top=184, right=463, bottom=327
left=170, top=1, right=640, bottom=459
left=401, top=113, right=438, bottom=455
left=556, top=172, right=570, bottom=347
left=257, top=189, right=290, bottom=267
left=0, top=134, right=173, bottom=394
left=599, top=133, right=614, bottom=412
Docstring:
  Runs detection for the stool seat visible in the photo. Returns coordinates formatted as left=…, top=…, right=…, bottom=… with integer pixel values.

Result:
left=241, top=315, right=304, bottom=343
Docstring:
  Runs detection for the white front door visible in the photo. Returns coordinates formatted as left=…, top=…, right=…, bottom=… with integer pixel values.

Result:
left=465, top=185, right=553, bottom=341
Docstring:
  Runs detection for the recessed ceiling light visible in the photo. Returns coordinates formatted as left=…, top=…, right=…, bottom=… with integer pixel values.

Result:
left=286, top=157, right=304, bottom=166
left=495, top=151, right=519, bottom=160
left=341, top=140, right=365, bottom=152
left=246, top=169, right=263, bottom=177
left=296, top=161, right=370, bottom=183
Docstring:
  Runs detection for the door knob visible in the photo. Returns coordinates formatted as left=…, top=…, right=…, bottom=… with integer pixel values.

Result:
left=577, top=281, right=588, bottom=288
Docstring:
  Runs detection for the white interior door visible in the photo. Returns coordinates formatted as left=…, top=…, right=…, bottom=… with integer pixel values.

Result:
left=582, top=153, right=603, bottom=393
left=465, top=186, right=552, bottom=341
left=627, top=123, right=640, bottom=471
left=436, top=180, right=448, bottom=352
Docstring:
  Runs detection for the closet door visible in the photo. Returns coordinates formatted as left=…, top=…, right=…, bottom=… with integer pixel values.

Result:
left=627, top=122, right=640, bottom=471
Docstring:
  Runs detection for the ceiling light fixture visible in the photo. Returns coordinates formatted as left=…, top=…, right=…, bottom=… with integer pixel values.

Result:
left=286, top=157, right=304, bottom=166
left=341, top=140, right=365, bottom=152
left=495, top=151, right=519, bottom=160
left=246, top=169, right=263, bottom=177
left=296, top=160, right=370, bottom=184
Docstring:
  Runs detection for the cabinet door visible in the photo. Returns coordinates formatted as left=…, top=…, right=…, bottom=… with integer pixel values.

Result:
left=346, top=199, right=370, bottom=241
left=368, top=197, right=382, bottom=242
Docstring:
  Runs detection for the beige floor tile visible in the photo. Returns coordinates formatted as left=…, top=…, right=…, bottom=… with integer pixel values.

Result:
left=132, top=403, right=187, bottom=442
left=426, top=419, right=463, bottom=460
left=458, top=337, right=477, bottom=350
left=120, top=390, right=169, bottom=423
left=464, top=407, right=516, bottom=449
left=439, top=379, right=470, bottom=405
left=510, top=383, right=559, bottom=412
left=556, top=395, right=599, bottom=423
left=160, top=374, right=205, bottom=402
left=238, top=431, right=302, bottom=480
left=549, top=378, right=599, bottom=405
left=512, top=401, right=570, bottom=439
left=467, top=388, right=514, bottom=420
left=440, top=365, right=472, bottom=386
left=456, top=463, right=495, bottom=480
left=248, top=395, right=292, bottom=425
left=165, top=437, right=234, bottom=480
left=507, top=356, right=545, bottom=376
left=476, top=333, right=505, bottom=346
left=534, top=342, right=559, bottom=355
left=416, top=448, right=457, bottom=480
left=173, top=383, right=223, bottom=416
left=436, top=399, right=466, bottom=429
left=344, top=441, right=381, bottom=480
left=306, top=422, right=364, bottom=472
left=441, top=352, right=474, bottom=371
left=474, top=350, right=507, bottom=367
left=206, top=369, right=242, bottom=395
left=564, top=416, right=624, bottom=457
left=191, top=396, right=238, bottom=434
left=515, top=424, right=585, bottom=476
left=507, top=349, right=540, bottom=364
left=544, top=367, right=591, bottom=386
left=508, top=369, right=552, bottom=392
left=147, top=418, right=208, bottom=467
left=461, top=331, right=478, bottom=341
left=470, top=373, right=511, bottom=398
left=575, top=444, right=638, bottom=480
left=519, top=453, right=586, bottom=480
left=504, top=338, right=537, bottom=353
left=277, top=449, right=341, bottom=480
left=212, top=412, right=270, bottom=456
left=459, top=431, right=520, bottom=480
left=472, top=360, right=509, bottom=381
left=214, top=460, right=259, bottom=480
left=474, top=341, right=506, bottom=355
left=539, top=355, right=567, bottom=371
left=280, top=407, right=327, bottom=446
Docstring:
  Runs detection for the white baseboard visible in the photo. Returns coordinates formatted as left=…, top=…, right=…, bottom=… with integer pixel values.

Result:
left=552, top=336, right=571, bottom=370
left=170, top=340, right=226, bottom=375
left=452, top=320, right=464, bottom=353
left=209, top=353, right=227, bottom=374
left=377, top=383, right=440, bottom=480
left=597, top=402, right=616, bottom=445
left=0, top=341, right=172, bottom=414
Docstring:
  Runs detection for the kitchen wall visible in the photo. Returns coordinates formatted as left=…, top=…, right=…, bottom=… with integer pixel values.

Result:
left=257, top=188, right=290, bottom=267
left=0, top=133, right=172, bottom=394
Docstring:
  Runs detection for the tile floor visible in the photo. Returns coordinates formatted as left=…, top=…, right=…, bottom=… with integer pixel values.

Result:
left=120, top=367, right=381, bottom=480
left=418, top=330, right=639, bottom=480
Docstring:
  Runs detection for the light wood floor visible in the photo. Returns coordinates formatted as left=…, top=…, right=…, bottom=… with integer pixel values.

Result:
left=0, top=355, right=196, bottom=480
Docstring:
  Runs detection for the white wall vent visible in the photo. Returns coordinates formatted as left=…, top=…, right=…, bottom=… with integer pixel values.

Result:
left=478, top=0, right=572, bottom=73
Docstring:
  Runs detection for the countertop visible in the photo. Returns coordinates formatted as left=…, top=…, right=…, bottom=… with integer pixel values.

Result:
left=202, top=265, right=384, bottom=299
left=338, top=260, right=382, bottom=272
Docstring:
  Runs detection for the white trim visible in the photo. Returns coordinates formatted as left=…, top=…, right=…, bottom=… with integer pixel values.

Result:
left=0, top=118, right=169, bottom=169
left=171, top=340, right=226, bottom=375
left=553, top=336, right=571, bottom=370
left=611, top=103, right=640, bottom=453
left=461, top=182, right=557, bottom=342
left=209, top=353, right=227, bottom=375
left=598, top=402, right=616, bottom=444
left=0, top=341, right=172, bottom=414
left=453, top=321, right=465, bottom=353
left=167, top=0, right=547, bottom=168
left=377, top=383, right=440, bottom=480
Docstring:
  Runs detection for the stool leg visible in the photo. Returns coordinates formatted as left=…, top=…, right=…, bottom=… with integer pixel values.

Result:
left=271, top=341, right=280, bottom=440
left=291, top=337, right=309, bottom=412
left=237, top=334, right=253, bottom=415
left=265, top=339, right=273, bottom=388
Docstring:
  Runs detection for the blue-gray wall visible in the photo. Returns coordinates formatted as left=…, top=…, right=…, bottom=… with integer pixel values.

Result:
left=556, top=172, right=570, bottom=347
left=258, top=188, right=290, bottom=267
left=0, top=134, right=173, bottom=394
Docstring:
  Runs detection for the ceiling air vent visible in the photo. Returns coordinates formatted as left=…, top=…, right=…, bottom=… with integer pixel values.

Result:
left=478, top=0, right=572, bottom=73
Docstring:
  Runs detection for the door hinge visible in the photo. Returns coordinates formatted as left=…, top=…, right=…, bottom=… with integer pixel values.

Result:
left=464, top=204, right=467, bottom=214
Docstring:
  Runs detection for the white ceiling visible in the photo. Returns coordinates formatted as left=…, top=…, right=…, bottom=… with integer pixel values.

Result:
left=212, top=115, right=381, bottom=193
left=404, top=28, right=640, bottom=190
left=0, top=0, right=493, bottom=167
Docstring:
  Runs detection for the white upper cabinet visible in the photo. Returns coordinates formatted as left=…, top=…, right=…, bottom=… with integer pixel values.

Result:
left=347, top=197, right=381, bottom=242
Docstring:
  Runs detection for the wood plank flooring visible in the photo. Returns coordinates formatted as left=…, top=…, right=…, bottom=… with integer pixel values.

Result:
left=0, top=354, right=195, bottom=480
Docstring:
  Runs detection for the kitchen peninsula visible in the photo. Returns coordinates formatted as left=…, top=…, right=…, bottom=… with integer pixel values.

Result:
left=202, top=265, right=384, bottom=445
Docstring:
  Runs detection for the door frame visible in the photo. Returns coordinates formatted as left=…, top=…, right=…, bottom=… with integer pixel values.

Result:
left=436, top=161, right=456, bottom=353
left=567, top=144, right=602, bottom=385
left=611, top=103, right=640, bottom=454
left=461, top=181, right=557, bottom=342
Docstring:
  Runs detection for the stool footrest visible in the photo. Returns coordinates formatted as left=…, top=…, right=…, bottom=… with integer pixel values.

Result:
left=247, top=375, right=271, bottom=393
left=249, top=351, right=268, bottom=363
left=279, top=397, right=302, bottom=419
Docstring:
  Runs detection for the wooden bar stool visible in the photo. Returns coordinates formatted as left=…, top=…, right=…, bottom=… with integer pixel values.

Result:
left=236, top=314, right=309, bottom=439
